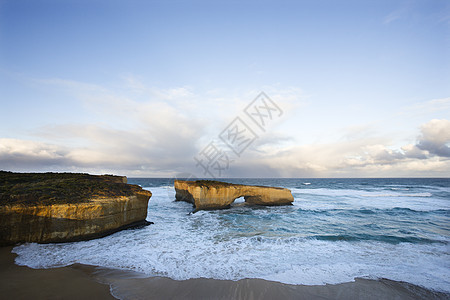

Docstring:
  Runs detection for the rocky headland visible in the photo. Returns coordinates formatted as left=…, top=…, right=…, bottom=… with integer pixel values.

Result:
left=0, top=171, right=152, bottom=246
left=174, top=180, right=294, bottom=210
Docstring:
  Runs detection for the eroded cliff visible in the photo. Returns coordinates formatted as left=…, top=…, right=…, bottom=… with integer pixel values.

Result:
left=0, top=172, right=152, bottom=245
left=174, top=180, right=293, bottom=210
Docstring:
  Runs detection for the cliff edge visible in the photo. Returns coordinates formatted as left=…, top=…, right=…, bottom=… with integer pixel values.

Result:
left=174, top=180, right=294, bottom=210
left=0, top=171, right=152, bottom=246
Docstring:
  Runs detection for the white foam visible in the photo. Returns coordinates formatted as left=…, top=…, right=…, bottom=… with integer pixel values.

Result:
left=291, top=188, right=432, bottom=198
left=361, top=192, right=432, bottom=197
left=291, top=188, right=448, bottom=211
left=13, top=236, right=450, bottom=292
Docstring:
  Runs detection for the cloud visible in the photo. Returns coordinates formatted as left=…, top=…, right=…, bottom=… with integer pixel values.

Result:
left=404, top=97, right=450, bottom=117
left=3, top=118, right=450, bottom=177
left=33, top=77, right=106, bottom=95
left=416, top=119, right=450, bottom=157
left=383, top=11, right=403, bottom=25
left=1, top=76, right=209, bottom=175
left=401, top=144, right=428, bottom=160
left=220, top=119, right=450, bottom=178
left=122, top=74, right=146, bottom=94
left=0, top=120, right=201, bottom=176
left=382, top=1, right=447, bottom=25
left=382, top=2, right=412, bottom=25
left=1, top=74, right=449, bottom=177
left=0, top=139, right=70, bottom=169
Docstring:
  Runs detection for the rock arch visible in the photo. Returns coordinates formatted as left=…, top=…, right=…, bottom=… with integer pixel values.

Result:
left=174, top=180, right=294, bottom=211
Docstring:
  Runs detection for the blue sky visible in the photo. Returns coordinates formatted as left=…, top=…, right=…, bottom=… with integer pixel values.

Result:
left=0, top=0, right=449, bottom=177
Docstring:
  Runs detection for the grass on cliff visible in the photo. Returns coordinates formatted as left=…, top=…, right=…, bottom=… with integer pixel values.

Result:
left=194, top=180, right=233, bottom=188
left=192, top=180, right=284, bottom=190
left=0, top=171, right=143, bottom=205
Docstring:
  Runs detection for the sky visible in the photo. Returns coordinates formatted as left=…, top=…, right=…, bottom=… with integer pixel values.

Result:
left=0, top=0, right=449, bottom=178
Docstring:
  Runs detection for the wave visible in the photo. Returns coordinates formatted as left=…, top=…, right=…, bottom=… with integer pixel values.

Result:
left=362, top=192, right=432, bottom=197
left=290, top=187, right=448, bottom=212
left=13, top=236, right=450, bottom=293
left=294, top=207, right=449, bottom=214
left=291, top=188, right=432, bottom=198
left=143, top=185, right=173, bottom=190
left=309, top=234, right=446, bottom=244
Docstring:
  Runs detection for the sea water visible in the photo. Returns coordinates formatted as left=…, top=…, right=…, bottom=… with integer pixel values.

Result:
left=13, top=178, right=450, bottom=292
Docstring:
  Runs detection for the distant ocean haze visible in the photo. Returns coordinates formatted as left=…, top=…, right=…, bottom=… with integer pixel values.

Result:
left=13, top=178, right=450, bottom=293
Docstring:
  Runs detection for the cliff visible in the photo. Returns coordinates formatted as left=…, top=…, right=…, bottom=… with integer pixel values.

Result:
left=0, top=172, right=152, bottom=246
left=174, top=180, right=294, bottom=210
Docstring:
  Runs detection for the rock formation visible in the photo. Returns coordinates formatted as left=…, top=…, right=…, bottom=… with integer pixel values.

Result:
left=174, top=180, right=294, bottom=210
left=0, top=172, right=152, bottom=246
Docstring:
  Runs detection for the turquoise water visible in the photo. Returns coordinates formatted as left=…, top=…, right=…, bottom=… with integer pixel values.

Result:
left=13, top=178, right=450, bottom=292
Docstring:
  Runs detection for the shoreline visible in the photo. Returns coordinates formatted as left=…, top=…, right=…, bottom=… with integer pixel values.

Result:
left=1, top=246, right=448, bottom=300
left=0, top=246, right=114, bottom=299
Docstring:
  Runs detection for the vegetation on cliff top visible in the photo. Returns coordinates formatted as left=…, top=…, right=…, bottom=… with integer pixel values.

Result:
left=194, top=180, right=233, bottom=188
left=0, top=171, right=146, bottom=205
left=192, top=180, right=285, bottom=190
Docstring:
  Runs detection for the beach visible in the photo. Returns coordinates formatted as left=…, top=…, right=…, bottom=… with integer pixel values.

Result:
left=0, top=246, right=114, bottom=299
left=2, top=246, right=448, bottom=300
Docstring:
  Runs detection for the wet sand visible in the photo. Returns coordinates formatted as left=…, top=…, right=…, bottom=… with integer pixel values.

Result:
left=0, top=246, right=114, bottom=299
left=101, top=271, right=449, bottom=300
left=1, top=246, right=448, bottom=300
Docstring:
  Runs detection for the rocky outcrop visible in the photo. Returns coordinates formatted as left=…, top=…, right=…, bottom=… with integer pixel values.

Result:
left=174, top=180, right=294, bottom=210
left=0, top=172, right=152, bottom=246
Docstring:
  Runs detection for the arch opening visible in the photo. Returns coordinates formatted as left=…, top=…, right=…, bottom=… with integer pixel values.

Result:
left=231, top=196, right=246, bottom=207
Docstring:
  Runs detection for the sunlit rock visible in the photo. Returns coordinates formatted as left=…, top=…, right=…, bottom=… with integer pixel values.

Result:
left=0, top=172, right=152, bottom=245
left=174, top=180, right=293, bottom=211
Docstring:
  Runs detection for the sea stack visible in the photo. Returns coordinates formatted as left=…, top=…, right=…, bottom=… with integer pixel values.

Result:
left=0, top=172, right=152, bottom=246
left=174, top=180, right=294, bottom=211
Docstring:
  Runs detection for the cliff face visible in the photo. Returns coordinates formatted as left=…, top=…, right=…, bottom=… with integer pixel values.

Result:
left=174, top=180, right=294, bottom=210
left=0, top=172, right=152, bottom=246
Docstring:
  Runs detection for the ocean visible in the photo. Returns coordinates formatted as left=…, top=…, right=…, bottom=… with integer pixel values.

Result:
left=13, top=178, right=450, bottom=293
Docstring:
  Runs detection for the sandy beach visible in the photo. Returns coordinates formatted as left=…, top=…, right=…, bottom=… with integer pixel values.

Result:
left=1, top=246, right=448, bottom=300
left=0, top=246, right=114, bottom=299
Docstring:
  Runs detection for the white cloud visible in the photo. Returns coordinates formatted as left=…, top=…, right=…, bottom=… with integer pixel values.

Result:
left=0, top=138, right=70, bottom=169
left=1, top=76, right=208, bottom=175
left=222, top=119, right=450, bottom=178
left=406, top=97, right=450, bottom=116
left=417, top=119, right=450, bottom=157
left=2, top=116, right=450, bottom=177
left=383, top=11, right=403, bottom=25
left=122, top=74, right=146, bottom=94
left=1, top=75, right=449, bottom=177
left=401, top=144, right=428, bottom=159
left=33, top=77, right=106, bottom=95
